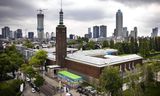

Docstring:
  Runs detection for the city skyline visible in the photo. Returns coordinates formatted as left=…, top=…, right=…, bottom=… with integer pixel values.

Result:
left=0, top=0, right=160, bottom=37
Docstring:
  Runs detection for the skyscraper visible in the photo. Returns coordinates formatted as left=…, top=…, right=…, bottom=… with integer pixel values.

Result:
left=88, top=28, right=92, bottom=38
left=28, top=32, right=34, bottom=39
left=100, top=25, right=107, bottom=38
left=93, top=26, right=99, bottom=38
left=123, top=27, right=128, bottom=37
left=116, top=9, right=123, bottom=37
left=151, top=27, right=158, bottom=38
left=69, top=34, right=75, bottom=39
left=56, top=2, right=67, bottom=67
left=16, top=29, right=23, bottom=38
left=130, top=27, right=138, bottom=39
left=2, top=26, right=10, bottom=39
left=46, top=32, right=49, bottom=39
left=37, top=10, right=44, bottom=40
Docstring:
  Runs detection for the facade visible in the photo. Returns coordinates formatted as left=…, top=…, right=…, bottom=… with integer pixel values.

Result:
left=93, top=26, right=99, bottom=38
left=28, top=32, right=34, bottom=39
left=123, top=27, right=128, bottom=38
left=46, top=32, right=49, bottom=39
left=151, top=27, right=158, bottom=38
left=65, top=49, right=142, bottom=80
left=2, top=26, right=10, bottom=39
left=100, top=25, right=107, bottom=38
left=16, top=29, right=23, bottom=38
left=88, top=28, right=92, bottom=38
left=37, top=11, right=44, bottom=40
left=84, top=34, right=89, bottom=38
left=116, top=10, right=123, bottom=37
left=56, top=8, right=67, bottom=67
left=69, top=34, right=75, bottom=39
left=130, top=27, right=137, bottom=39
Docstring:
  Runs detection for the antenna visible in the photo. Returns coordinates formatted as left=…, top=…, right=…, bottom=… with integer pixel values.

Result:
left=61, top=0, right=62, bottom=10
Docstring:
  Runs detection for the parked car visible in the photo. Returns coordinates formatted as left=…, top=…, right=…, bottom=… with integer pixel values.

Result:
left=32, top=88, right=36, bottom=93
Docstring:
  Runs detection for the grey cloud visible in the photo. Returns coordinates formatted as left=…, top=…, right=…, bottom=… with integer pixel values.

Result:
left=0, top=0, right=38, bottom=25
left=99, top=0, right=160, bottom=7
left=65, top=8, right=110, bottom=21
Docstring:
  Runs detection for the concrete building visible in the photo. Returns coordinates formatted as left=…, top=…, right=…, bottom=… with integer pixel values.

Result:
left=37, top=10, right=44, bottom=40
left=16, top=29, right=23, bottom=38
left=116, top=9, right=123, bottom=37
left=93, top=26, right=99, bottom=38
left=84, top=34, right=89, bottom=38
left=46, top=32, right=49, bottom=39
left=151, top=27, right=158, bottom=38
left=28, top=32, right=34, bottom=39
left=130, top=27, right=138, bottom=39
left=88, top=28, right=92, bottom=38
left=2, top=26, right=10, bottom=39
left=100, top=25, right=107, bottom=38
left=123, top=27, right=128, bottom=38
left=69, top=34, right=75, bottom=39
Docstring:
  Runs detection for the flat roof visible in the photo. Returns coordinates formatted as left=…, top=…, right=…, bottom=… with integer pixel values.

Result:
left=42, top=47, right=78, bottom=53
left=66, top=49, right=143, bottom=67
left=58, top=71, right=82, bottom=80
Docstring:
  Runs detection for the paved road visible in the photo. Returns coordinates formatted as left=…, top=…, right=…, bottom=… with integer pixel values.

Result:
left=23, top=82, right=45, bottom=96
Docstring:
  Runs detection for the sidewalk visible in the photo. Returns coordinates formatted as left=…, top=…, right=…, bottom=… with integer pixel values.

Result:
left=43, top=75, right=59, bottom=87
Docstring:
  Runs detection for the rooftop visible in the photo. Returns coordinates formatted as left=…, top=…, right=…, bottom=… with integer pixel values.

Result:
left=66, top=49, right=142, bottom=67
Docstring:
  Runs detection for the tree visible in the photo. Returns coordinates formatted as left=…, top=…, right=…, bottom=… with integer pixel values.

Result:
left=29, top=50, right=47, bottom=72
left=126, top=70, right=144, bottom=96
left=21, top=64, right=36, bottom=78
left=143, top=64, right=154, bottom=86
left=102, top=40, right=109, bottom=48
left=87, top=41, right=96, bottom=50
left=114, top=42, right=124, bottom=54
left=0, top=53, right=11, bottom=80
left=34, top=74, right=45, bottom=88
left=110, top=40, right=114, bottom=48
left=0, top=79, right=23, bottom=96
left=23, top=39, right=34, bottom=48
left=100, top=67, right=123, bottom=96
left=139, top=38, right=150, bottom=58
left=9, top=52, right=24, bottom=78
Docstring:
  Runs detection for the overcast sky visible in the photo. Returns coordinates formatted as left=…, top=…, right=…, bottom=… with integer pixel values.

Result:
left=0, top=0, right=160, bottom=37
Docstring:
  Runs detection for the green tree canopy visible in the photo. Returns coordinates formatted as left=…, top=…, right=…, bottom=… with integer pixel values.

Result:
left=100, top=67, right=123, bottom=96
left=34, top=74, right=45, bottom=88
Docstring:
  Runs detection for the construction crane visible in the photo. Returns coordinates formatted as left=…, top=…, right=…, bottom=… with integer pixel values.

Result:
left=37, top=9, right=47, bottom=14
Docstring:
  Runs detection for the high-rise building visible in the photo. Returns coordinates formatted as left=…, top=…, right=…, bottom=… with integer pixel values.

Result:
left=100, top=25, right=107, bottom=38
left=69, top=34, right=75, bottom=39
left=16, top=29, right=23, bottom=38
left=51, top=32, right=55, bottom=37
left=123, top=27, right=128, bottom=37
left=28, top=32, right=34, bottom=39
left=151, top=27, right=158, bottom=38
left=56, top=4, right=67, bottom=67
left=37, top=10, right=44, bottom=40
left=88, top=28, right=92, bottom=38
left=2, top=26, right=10, bottom=39
left=14, top=31, right=17, bottom=39
left=116, top=9, right=123, bottom=37
left=46, top=32, right=49, bottom=39
left=130, top=27, right=137, bottom=39
left=84, top=34, right=89, bottom=38
left=93, top=26, right=99, bottom=38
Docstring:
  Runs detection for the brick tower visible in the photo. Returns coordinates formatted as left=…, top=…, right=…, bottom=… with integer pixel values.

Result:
left=56, top=1, right=67, bottom=67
